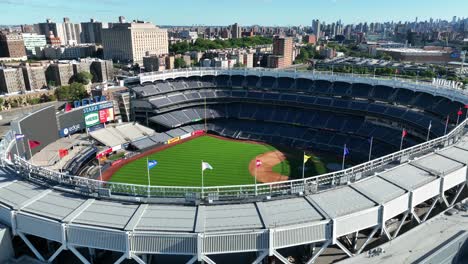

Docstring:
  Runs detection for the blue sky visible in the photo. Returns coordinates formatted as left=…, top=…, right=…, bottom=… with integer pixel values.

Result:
left=1, top=0, right=467, bottom=26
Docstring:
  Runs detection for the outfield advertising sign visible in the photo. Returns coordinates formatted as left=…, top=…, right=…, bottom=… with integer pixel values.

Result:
left=99, top=108, right=115, bottom=123
left=84, top=112, right=100, bottom=127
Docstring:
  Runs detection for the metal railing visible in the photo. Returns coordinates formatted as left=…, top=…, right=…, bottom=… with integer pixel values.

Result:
left=5, top=116, right=468, bottom=203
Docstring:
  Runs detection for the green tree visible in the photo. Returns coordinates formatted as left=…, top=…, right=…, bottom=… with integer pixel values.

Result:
left=72, top=71, right=93, bottom=85
left=174, top=58, right=187, bottom=69
left=54, top=82, right=88, bottom=101
left=169, top=36, right=273, bottom=54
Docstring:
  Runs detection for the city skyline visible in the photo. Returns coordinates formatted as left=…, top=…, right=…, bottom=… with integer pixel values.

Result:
left=1, top=0, right=468, bottom=26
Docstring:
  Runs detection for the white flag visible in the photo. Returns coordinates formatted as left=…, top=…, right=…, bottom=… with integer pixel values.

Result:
left=428, top=120, right=432, bottom=130
left=202, top=162, right=213, bottom=171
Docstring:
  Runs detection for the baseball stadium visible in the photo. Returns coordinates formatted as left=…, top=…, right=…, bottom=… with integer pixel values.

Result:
left=0, top=68, right=467, bottom=264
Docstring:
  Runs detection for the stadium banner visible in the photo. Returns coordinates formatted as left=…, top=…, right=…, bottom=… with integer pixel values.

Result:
left=167, top=137, right=180, bottom=144
left=192, top=130, right=205, bottom=136
left=82, top=101, right=114, bottom=114
left=98, top=108, right=115, bottom=123
left=84, top=112, right=100, bottom=127
left=96, top=148, right=113, bottom=159
left=180, top=133, right=192, bottom=140
left=59, top=123, right=83, bottom=137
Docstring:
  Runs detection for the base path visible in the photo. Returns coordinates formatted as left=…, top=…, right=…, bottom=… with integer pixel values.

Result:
left=249, top=151, right=289, bottom=183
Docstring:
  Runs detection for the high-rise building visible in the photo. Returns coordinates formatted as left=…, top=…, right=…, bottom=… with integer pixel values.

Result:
left=45, top=63, right=74, bottom=86
left=90, top=59, right=114, bottom=83
left=102, top=19, right=168, bottom=63
left=0, top=33, right=27, bottom=58
left=21, top=65, right=47, bottom=91
left=36, top=18, right=81, bottom=45
left=22, top=33, right=47, bottom=56
left=62, top=17, right=82, bottom=45
left=37, top=19, right=61, bottom=40
left=271, top=36, right=293, bottom=68
left=81, top=18, right=103, bottom=44
left=231, top=23, right=241, bottom=39
left=312, top=19, right=321, bottom=40
left=304, top=34, right=317, bottom=45
left=0, top=68, right=26, bottom=94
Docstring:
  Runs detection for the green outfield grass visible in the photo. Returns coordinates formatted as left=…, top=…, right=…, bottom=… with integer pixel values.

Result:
left=110, top=135, right=330, bottom=187
left=110, top=135, right=278, bottom=187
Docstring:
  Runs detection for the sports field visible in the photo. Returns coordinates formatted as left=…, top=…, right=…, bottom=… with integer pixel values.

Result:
left=109, top=135, right=328, bottom=187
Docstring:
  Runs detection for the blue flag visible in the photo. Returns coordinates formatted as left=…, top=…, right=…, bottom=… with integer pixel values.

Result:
left=343, top=146, right=350, bottom=156
left=148, top=160, right=158, bottom=169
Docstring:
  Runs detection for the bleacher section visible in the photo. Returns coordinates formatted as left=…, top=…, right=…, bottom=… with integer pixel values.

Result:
left=149, top=103, right=444, bottom=143
left=129, top=76, right=466, bottom=160
left=131, top=76, right=465, bottom=122
left=89, top=123, right=155, bottom=147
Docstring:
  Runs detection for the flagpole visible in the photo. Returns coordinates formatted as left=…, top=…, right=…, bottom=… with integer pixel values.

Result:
left=302, top=151, right=305, bottom=179
left=27, top=139, right=34, bottom=165
left=400, top=131, right=404, bottom=151
left=426, top=121, right=432, bottom=141
left=21, top=138, right=26, bottom=159
left=444, top=115, right=449, bottom=135
left=456, top=109, right=461, bottom=126
left=98, top=157, right=102, bottom=181
left=368, top=137, right=373, bottom=162
left=147, top=157, right=151, bottom=197
left=341, top=144, right=346, bottom=170
left=14, top=138, right=20, bottom=161
left=204, top=97, right=207, bottom=132
left=201, top=160, right=204, bottom=200
left=254, top=161, right=258, bottom=196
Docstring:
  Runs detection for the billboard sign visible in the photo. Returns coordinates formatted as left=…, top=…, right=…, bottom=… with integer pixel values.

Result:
left=84, top=112, right=100, bottom=127
left=99, top=108, right=115, bottom=123
left=59, top=123, right=83, bottom=137
left=82, top=101, right=114, bottom=114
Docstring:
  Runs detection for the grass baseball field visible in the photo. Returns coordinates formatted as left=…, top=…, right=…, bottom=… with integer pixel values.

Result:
left=109, top=135, right=328, bottom=187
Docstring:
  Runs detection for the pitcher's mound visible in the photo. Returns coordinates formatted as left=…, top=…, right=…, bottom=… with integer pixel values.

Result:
left=248, top=151, right=289, bottom=183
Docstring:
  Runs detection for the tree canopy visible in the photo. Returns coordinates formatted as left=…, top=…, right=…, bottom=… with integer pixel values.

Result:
left=174, top=58, right=187, bottom=69
left=54, top=82, right=89, bottom=101
left=72, top=71, right=93, bottom=85
left=170, top=36, right=272, bottom=54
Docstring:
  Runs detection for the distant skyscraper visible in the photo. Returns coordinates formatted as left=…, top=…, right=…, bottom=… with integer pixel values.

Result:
left=102, top=18, right=168, bottom=63
left=312, top=19, right=321, bottom=40
left=270, top=36, right=293, bottom=68
left=36, top=18, right=81, bottom=45
left=231, top=23, right=241, bottom=39
left=81, top=19, right=103, bottom=44
left=62, top=17, right=82, bottom=45
left=37, top=19, right=61, bottom=42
